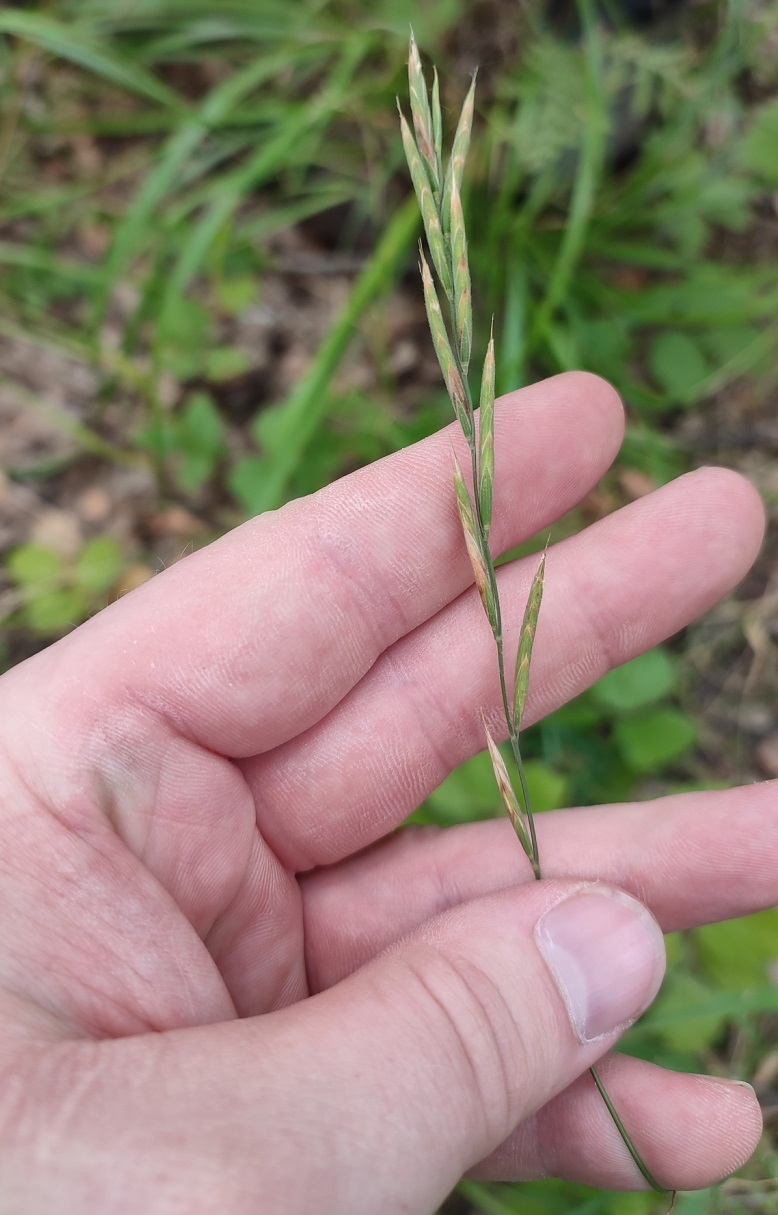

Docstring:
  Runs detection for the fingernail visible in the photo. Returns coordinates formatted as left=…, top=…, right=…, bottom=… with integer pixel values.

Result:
left=696, top=1074, right=757, bottom=1096
left=535, top=887, right=666, bottom=1043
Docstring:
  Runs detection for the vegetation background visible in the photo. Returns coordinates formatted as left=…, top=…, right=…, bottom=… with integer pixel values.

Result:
left=0, top=0, right=777, bottom=1210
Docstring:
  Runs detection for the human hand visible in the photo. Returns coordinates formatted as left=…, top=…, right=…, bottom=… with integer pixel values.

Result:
left=0, top=373, right=768, bottom=1214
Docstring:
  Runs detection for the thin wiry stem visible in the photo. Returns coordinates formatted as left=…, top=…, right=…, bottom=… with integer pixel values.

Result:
left=590, top=1067, right=672, bottom=1196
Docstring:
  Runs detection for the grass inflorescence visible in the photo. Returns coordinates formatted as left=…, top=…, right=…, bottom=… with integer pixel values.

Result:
left=0, top=12, right=776, bottom=1202
left=399, top=33, right=670, bottom=1199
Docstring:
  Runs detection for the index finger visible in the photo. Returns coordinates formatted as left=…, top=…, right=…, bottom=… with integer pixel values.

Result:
left=2, top=372, right=623, bottom=760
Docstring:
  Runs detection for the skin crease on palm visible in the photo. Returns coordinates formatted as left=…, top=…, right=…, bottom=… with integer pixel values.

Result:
left=0, top=371, right=771, bottom=1214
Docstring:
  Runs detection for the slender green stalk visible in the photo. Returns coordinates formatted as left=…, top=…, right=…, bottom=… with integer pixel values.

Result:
left=400, top=36, right=671, bottom=1201
left=590, top=1067, right=671, bottom=1194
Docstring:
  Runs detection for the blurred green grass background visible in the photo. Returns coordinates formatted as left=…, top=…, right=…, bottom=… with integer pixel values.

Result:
left=0, top=1, right=777, bottom=1211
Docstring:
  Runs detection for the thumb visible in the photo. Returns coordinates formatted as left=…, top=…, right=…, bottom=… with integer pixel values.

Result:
left=48, top=881, right=665, bottom=1215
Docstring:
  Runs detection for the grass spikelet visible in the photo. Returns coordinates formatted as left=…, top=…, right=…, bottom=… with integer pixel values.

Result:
left=397, top=105, right=432, bottom=210
left=420, top=251, right=472, bottom=439
left=449, top=171, right=472, bottom=369
left=398, top=106, right=452, bottom=296
left=485, top=726, right=533, bottom=860
left=424, top=202, right=454, bottom=299
left=453, top=454, right=497, bottom=632
left=431, top=67, right=443, bottom=186
left=478, top=326, right=495, bottom=537
left=408, top=33, right=439, bottom=192
left=442, top=72, right=476, bottom=235
left=513, top=551, right=545, bottom=732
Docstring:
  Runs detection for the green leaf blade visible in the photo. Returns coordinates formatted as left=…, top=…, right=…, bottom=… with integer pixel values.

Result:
left=6, top=544, right=63, bottom=588
left=75, top=537, right=125, bottom=595
left=592, top=649, right=678, bottom=712
left=614, top=708, right=697, bottom=772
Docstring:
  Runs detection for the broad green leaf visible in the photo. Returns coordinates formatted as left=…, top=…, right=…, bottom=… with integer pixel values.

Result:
left=614, top=708, right=696, bottom=772
left=648, top=331, right=709, bottom=404
left=592, top=648, right=677, bottom=712
left=180, top=392, right=225, bottom=455
left=663, top=983, right=778, bottom=1020
left=691, top=176, right=751, bottom=233
left=619, top=265, right=775, bottom=326
left=639, top=972, right=728, bottom=1052
left=549, top=697, right=604, bottom=730
left=173, top=393, right=225, bottom=491
left=619, top=425, right=685, bottom=486
left=134, top=416, right=174, bottom=460
left=694, top=909, right=778, bottom=990
left=522, top=760, right=569, bottom=813
left=573, top=315, right=632, bottom=378
left=461, top=1176, right=651, bottom=1215
left=741, top=98, right=778, bottom=184
left=22, top=587, right=88, bottom=635
left=666, top=212, right=708, bottom=260
left=178, top=454, right=212, bottom=492
left=205, top=347, right=250, bottom=381
left=228, top=456, right=267, bottom=517
left=423, top=751, right=500, bottom=825
left=75, top=536, right=125, bottom=594
left=252, top=401, right=295, bottom=456
left=157, top=298, right=211, bottom=378
left=216, top=276, right=258, bottom=314
left=6, top=544, right=63, bottom=588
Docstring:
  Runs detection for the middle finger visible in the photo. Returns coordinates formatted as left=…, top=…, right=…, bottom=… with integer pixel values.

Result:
left=245, top=468, right=763, bottom=870
left=302, top=780, right=778, bottom=991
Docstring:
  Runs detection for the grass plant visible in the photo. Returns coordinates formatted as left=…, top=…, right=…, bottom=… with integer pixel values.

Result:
left=400, top=32, right=669, bottom=1199
left=1, top=5, right=778, bottom=1209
